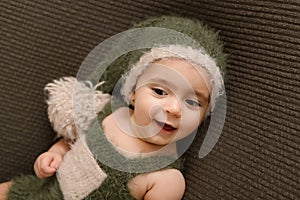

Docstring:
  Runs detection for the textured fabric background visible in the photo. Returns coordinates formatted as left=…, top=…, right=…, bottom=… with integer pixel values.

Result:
left=0, top=0, right=299, bottom=199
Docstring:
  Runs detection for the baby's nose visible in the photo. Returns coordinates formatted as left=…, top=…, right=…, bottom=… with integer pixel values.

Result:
left=165, top=98, right=181, bottom=117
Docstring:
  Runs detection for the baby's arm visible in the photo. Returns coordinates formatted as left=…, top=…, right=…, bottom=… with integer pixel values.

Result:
left=128, top=168, right=185, bottom=200
left=34, top=138, right=70, bottom=178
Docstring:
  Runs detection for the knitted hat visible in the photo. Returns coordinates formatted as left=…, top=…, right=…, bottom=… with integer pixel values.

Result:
left=102, top=16, right=227, bottom=115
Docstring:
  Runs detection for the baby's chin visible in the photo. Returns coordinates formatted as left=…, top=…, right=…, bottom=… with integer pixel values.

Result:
left=140, top=133, right=176, bottom=146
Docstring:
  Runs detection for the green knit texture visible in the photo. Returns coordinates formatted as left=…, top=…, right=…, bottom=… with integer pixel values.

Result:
left=8, top=175, right=63, bottom=200
left=7, top=101, right=182, bottom=200
left=98, top=15, right=227, bottom=95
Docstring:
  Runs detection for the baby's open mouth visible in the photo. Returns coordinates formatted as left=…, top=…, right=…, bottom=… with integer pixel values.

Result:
left=155, top=120, right=176, bottom=131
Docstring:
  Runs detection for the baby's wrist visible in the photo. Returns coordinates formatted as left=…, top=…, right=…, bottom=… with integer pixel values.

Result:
left=49, top=139, right=70, bottom=155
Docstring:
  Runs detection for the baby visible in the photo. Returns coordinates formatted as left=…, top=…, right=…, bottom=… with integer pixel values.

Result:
left=0, top=16, right=226, bottom=200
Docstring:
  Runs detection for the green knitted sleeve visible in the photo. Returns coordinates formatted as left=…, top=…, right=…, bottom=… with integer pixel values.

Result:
left=8, top=175, right=63, bottom=200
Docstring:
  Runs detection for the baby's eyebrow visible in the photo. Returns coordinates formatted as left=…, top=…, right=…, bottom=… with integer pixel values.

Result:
left=194, top=90, right=209, bottom=102
left=147, top=78, right=175, bottom=87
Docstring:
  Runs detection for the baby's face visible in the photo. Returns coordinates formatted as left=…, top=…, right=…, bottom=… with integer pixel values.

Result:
left=130, top=58, right=211, bottom=146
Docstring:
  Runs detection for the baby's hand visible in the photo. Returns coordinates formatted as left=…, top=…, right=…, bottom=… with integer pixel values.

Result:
left=34, top=151, right=63, bottom=178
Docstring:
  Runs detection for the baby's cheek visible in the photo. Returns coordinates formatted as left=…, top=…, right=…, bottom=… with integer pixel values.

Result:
left=183, top=111, right=202, bottom=128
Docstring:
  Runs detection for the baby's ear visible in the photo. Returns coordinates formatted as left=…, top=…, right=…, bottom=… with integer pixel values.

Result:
left=129, top=92, right=135, bottom=105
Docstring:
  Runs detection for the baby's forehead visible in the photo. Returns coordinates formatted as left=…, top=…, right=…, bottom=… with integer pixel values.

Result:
left=140, top=57, right=212, bottom=88
left=136, top=60, right=211, bottom=99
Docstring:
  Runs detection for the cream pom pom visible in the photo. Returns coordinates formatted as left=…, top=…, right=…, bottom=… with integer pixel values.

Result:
left=45, top=77, right=110, bottom=141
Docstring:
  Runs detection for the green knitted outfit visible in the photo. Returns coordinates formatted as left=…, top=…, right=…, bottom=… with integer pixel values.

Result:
left=8, top=102, right=183, bottom=200
left=8, top=136, right=182, bottom=200
left=8, top=16, right=226, bottom=200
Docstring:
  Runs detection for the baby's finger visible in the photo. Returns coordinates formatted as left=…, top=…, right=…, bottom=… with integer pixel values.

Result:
left=40, top=156, right=56, bottom=173
left=49, top=157, right=62, bottom=170
left=40, top=167, right=56, bottom=178
left=35, top=162, right=55, bottom=178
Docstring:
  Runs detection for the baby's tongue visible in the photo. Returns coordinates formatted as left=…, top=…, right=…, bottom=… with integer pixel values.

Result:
left=163, top=124, right=175, bottom=131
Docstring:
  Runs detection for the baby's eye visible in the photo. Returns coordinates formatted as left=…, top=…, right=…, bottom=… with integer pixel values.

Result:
left=152, top=88, right=167, bottom=96
left=185, top=99, right=201, bottom=107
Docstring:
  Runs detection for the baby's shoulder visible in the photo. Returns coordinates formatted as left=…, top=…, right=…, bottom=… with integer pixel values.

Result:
left=148, top=168, right=185, bottom=189
left=128, top=168, right=185, bottom=199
